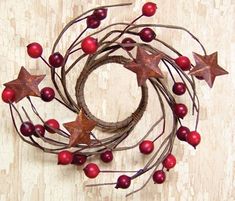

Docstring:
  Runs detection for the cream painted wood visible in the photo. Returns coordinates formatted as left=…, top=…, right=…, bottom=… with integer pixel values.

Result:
left=0, top=0, right=234, bottom=201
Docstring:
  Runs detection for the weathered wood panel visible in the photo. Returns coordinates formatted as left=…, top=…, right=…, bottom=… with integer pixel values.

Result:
left=0, top=0, right=234, bottom=201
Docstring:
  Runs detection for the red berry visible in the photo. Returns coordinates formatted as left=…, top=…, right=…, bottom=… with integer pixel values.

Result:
left=139, top=140, right=154, bottom=155
left=20, top=122, right=35, bottom=137
left=58, top=150, right=73, bottom=165
left=81, top=36, right=98, bottom=54
left=142, top=2, right=157, bottom=17
left=121, top=38, right=136, bottom=51
left=186, top=131, right=201, bottom=148
left=2, top=87, right=15, bottom=103
left=44, top=119, right=60, bottom=133
left=86, top=15, right=101, bottom=29
left=40, top=87, right=55, bottom=102
left=49, top=52, right=64, bottom=68
left=139, top=28, right=156, bottom=42
left=176, top=126, right=190, bottom=141
left=152, top=170, right=166, bottom=184
left=27, top=42, right=43, bottom=58
left=34, top=124, right=45, bottom=137
left=195, top=76, right=204, bottom=80
left=115, top=175, right=131, bottom=189
left=162, top=154, right=176, bottom=170
left=174, top=103, right=188, bottom=119
left=173, top=82, right=186, bottom=96
left=83, top=163, right=100, bottom=179
left=93, top=8, right=107, bottom=20
left=175, top=56, right=191, bottom=71
left=100, top=150, right=113, bottom=163
left=72, top=154, right=87, bottom=166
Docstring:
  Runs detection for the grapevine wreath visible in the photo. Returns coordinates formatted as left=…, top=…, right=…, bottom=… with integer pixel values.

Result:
left=2, top=2, right=228, bottom=196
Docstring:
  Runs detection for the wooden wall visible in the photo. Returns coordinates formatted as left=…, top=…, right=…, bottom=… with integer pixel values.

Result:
left=0, top=0, right=234, bottom=201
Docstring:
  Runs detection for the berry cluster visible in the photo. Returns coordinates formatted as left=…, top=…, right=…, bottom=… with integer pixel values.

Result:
left=2, top=1, right=227, bottom=197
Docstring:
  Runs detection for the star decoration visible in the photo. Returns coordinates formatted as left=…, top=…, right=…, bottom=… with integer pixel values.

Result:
left=63, top=110, right=97, bottom=147
left=123, top=47, right=164, bottom=86
left=189, top=52, right=228, bottom=88
left=4, top=66, right=45, bottom=102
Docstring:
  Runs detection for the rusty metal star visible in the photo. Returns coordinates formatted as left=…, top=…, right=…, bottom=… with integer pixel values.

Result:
left=4, top=66, right=46, bottom=102
left=63, top=110, right=97, bottom=147
left=123, top=47, right=164, bottom=86
left=189, top=52, right=228, bottom=88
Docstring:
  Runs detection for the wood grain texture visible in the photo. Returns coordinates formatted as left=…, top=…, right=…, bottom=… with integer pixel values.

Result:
left=0, top=0, right=234, bottom=201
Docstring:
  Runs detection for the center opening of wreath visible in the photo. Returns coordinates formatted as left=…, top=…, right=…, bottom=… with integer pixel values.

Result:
left=83, top=62, right=142, bottom=123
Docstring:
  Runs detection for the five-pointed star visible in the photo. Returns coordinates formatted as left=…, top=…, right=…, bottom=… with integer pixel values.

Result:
left=63, top=110, right=97, bottom=147
left=123, top=47, right=164, bottom=86
left=189, top=52, right=228, bottom=88
left=4, top=66, right=46, bottom=103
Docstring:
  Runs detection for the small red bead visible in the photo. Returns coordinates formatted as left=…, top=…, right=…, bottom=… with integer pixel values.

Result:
left=175, top=56, right=191, bottom=71
left=139, top=140, right=154, bottom=155
left=139, top=28, right=156, bottom=42
left=162, top=154, right=176, bottom=170
left=58, top=150, right=73, bottom=165
left=195, top=76, right=204, bottom=80
left=176, top=126, right=190, bottom=141
left=83, top=163, right=100, bottom=179
left=72, top=154, right=87, bottom=166
left=86, top=15, right=101, bottom=29
left=40, top=87, right=55, bottom=102
left=44, top=119, right=60, bottom=133
left=173, top=82, right=186, bottom=96
left=100, top=150, right=113, bottom=163
left=49, top=52, right=64, bottom=68
left=174, top=103, right=188, bottom=119
left=27, top=42, right=43, bottom=58
left=2, top=87, right=15, bottom=103
left=93, top=8, right=108, bottom=20
left=152, top=170, right=166, bottom=184
left=186, top=131, right=201, bottom=148
left=81, top=36, right=98, bottom=54
left=20, top=122, right=35, bottom=137
left=34, top=124, right=45, bottom=137
left=121, top=38, right=136, bottom=51
left=115, top=175, right=131, bottom=189
left=142, top=2, right=157, bottom=17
